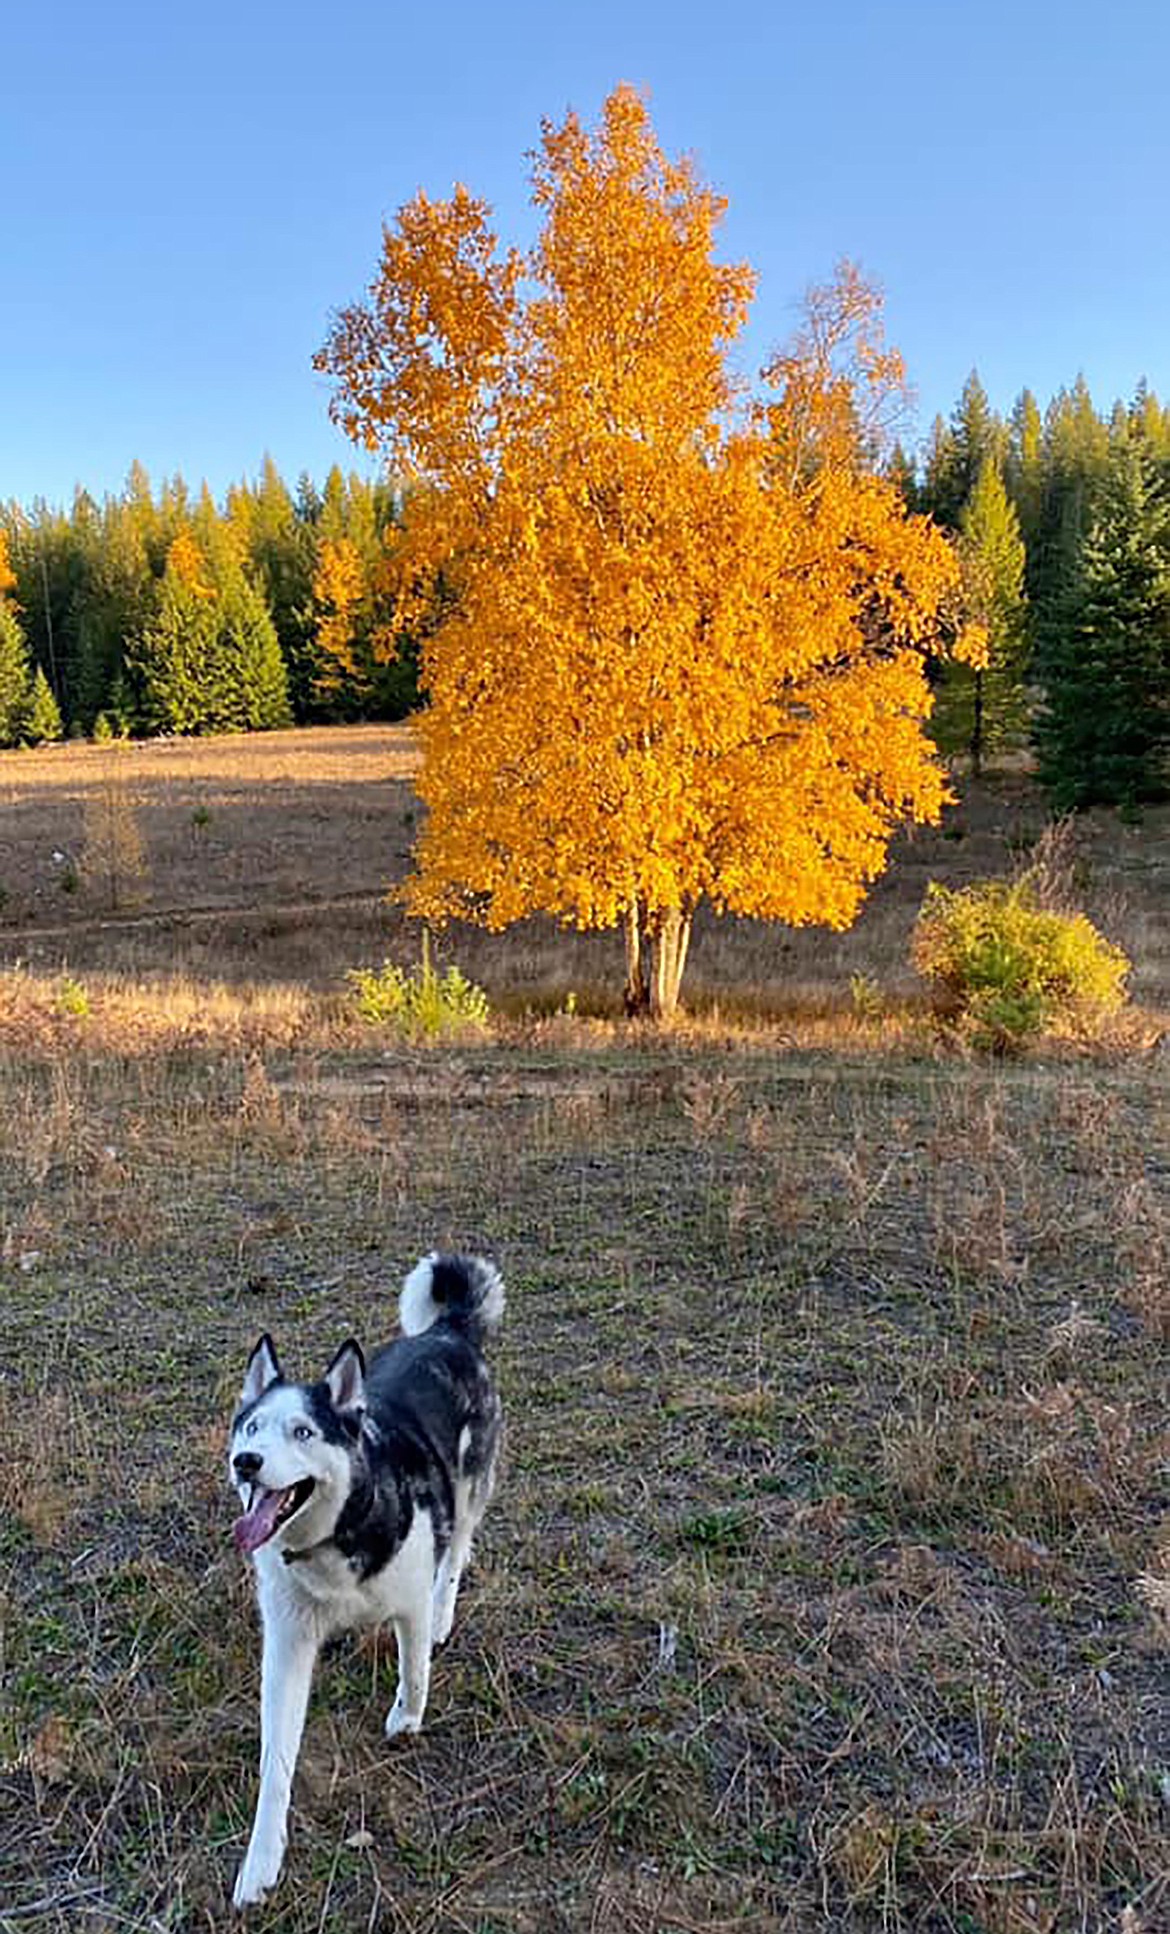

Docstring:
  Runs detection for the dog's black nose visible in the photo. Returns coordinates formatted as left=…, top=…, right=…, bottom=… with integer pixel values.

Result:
left=233, top=1450, right=263, bottom=1479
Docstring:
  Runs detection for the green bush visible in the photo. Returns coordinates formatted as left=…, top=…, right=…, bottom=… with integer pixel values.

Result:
left=54, top=975, right=90, bottom=1019
left=911, top=877, right=1129, bottom=1050
left=348, top=945, right=490, bottom=1040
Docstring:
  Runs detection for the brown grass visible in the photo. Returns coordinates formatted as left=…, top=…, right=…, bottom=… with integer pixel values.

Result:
left=3, top=724, right=1167, bottom=1021
left=0, top=727, right=1167, bottom=1932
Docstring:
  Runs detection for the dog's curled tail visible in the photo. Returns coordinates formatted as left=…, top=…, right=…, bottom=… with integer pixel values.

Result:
left=399, top=1252, right=506, bottom=1345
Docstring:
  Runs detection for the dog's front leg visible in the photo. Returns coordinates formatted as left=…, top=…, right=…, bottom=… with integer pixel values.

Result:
left=385, top=1595, right=433, bottom=1738
left=234, top=1611, right=318, bottom=1910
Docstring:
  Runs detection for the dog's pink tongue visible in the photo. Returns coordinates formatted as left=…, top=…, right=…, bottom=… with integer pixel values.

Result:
left=233, top=1489, right=287, bottom=1555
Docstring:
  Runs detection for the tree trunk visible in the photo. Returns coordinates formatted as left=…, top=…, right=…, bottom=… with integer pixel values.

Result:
left=623, top=902, right=650, bottom=1015
left=971, top=668, right=984, bottom=779
left=648, top=907, right=692, bottom=1021
left=623, top=902, right=693, bottom=1020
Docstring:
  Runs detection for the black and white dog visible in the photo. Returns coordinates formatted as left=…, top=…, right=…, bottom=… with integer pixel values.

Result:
left=227, top=1252, right=505, bottom=1910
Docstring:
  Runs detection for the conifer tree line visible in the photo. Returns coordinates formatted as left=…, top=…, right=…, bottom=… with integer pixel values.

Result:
left=2, top=374, right=1168, bottom=810
left=0, top=459, right=422, bottom=746
left=903, top=372, right=1170, bottom=807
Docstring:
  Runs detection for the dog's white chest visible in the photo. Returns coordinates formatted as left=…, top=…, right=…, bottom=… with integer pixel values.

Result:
left=264, top=1509, right=436, bottom=1636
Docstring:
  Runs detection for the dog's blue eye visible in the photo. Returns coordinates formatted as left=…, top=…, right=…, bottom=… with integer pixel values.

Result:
left=246, top=1420, right=258, bottom=1437
left=293, top=1424, right=313, bottom=1442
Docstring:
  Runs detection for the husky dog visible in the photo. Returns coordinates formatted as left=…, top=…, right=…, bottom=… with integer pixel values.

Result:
left=227, top=1252, right=505, bottom=1910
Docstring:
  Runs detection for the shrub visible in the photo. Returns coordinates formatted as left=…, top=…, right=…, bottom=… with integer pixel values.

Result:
left=54, top=975, right=90, bottom=1019
left=911, top=877, right=1129, bottom=1050
left=849, top=972, right=885, bottom=1021
left=348, top=941, right=490, bottom=1040
left=81, top=763, right=149, bottom=911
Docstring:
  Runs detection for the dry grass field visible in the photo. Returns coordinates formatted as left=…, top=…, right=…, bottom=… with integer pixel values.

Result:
left=1, top=724, right=1167, bottom=1934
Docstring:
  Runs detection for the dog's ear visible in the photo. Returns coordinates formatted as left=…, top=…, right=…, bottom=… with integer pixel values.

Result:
left=241, top=1334, right=282, bottom=1407
left=324, top=1339, right=365, bottom=1413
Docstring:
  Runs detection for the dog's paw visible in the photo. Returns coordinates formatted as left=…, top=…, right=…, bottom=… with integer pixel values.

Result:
left=431, top=1602, right=455, bottom=1647
left=384, top=1698, right=423, bottom=1740
left=233, top=1846, right=283, bottom=1910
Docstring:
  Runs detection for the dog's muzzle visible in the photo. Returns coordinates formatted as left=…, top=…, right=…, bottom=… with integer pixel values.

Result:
left=232, top=1475, right=318, bottom=1556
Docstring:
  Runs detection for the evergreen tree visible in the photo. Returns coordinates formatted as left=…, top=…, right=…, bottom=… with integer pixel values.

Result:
left=6, top=504, right=76, bottom=709
left=71, top=490, right=153, bottom=730
left=884, top=441, right=919, bottom=507
left=934, top=461, right=1028, bottom=773
left=123, top=461, right=169, bottom=575
left=132, top=533, right=219, bottom=733
left=234, top=457, right=317, bottom=719
left=215, top=577, right=292, bottom=730
left=320, top=465, right=349, bottom=543
left=159, top=473, right=192, bottom=539
left=1036, top=432, right=1170, bottom=807
left=105, top=669, right=138, bottom=736
left=295, top=472, right=322, bottom=525
left=1129, top=380, right=1170, bottom=459
left=921, top=413, right=957, bottom=526
left=24, top=665, right=63, bottom=743
left=0, top=599, right=32, bottom=746
left=1026, top=378, right=1110, bottom=670
left=132, top=531, right=291, bottom=735
left=304, top=468, right=417, bottom=720
left=921, top=371, right=1006, bottom=530
left=1005, top=388, right=1044, bottom=553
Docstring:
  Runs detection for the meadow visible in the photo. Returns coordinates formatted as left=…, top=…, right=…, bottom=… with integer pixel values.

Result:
left=0, top=725, right=1167, bottom=1933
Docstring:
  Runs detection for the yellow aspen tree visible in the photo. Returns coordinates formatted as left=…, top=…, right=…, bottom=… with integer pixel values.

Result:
left=317, top=85, right=981, bottom=1018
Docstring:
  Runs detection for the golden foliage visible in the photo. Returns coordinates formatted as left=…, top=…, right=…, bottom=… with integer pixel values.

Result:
left=165, top=529, right=216, bottom=600
left=0, top=530, right=16, bottom=599
left=312, top=535, right=366, bottom=682
left=317, top=86, right=967, bottom=1011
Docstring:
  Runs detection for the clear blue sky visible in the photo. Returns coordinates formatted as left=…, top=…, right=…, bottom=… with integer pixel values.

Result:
left=5, top=0, right=1169, bottom=509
